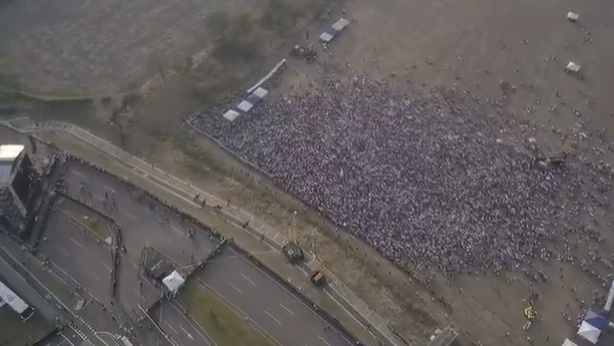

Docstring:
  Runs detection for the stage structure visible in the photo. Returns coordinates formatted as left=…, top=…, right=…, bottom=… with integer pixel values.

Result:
left=0, top=144, right=42, bottom=233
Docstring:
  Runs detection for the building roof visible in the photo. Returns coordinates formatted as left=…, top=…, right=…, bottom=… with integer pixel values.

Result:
left=0, top=279, right=29, bottom=314
left=0, top=145, right=25, bottom=162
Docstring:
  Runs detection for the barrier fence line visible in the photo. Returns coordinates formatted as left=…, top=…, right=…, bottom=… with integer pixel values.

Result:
left=0, top=119, right=405, bottom=346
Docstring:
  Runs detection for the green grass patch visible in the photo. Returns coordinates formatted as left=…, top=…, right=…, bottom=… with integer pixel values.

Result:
left=58, top=199, right=111, bottom=240
left=179, top=282, right=274, bottom=346
left=0, top=307, right=54, bottom=346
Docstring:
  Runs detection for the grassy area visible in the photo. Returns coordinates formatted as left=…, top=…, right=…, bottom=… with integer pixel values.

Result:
left=0, top=307, right=54, bottom=346
left=58, top=198, right=111, bottom=240
left=179, top=282, right=274, bottom=346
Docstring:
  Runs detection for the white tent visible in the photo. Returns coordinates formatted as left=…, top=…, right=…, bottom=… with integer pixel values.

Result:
left=162, top=270, right=185, bottom=294
left=561, top=339, right=578, bottom=346
left=222, top=109, right=240, bottom=122
left=578, top=321, right=601, bottom=344
left=237, top=100, right=254, bottom=113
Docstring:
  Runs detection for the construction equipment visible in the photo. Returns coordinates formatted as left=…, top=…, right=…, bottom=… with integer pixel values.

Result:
left=282, top=240, right=304, bottom=263
left=310, top=269, right=326, bottom=287
left=282, top=228, right=305, bottom=263
left=290, top=44, right=318, bottom=63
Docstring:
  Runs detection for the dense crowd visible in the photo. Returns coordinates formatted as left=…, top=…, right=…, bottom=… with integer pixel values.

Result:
left=189, top=75, right=600, bottom=275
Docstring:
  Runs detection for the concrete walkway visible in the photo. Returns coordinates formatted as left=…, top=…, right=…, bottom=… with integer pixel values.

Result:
left=1, top=118, right=406, bottom=346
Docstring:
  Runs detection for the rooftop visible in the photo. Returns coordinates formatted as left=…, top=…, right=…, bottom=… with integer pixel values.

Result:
left=0, top=145, right=25, bottom=185
left=0, top=145, right=25, bottom=162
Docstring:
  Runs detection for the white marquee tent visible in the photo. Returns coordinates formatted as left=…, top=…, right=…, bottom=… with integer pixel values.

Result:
left=578, top=320, right=601, bottom=344
left=162, top=270, right=185, bottom=295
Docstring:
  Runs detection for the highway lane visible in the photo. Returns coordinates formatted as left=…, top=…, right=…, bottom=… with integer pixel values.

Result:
left=39, top=211, right=113, bottom=303
left=195, top=247, right=353, bottom=346
left=63, top=161, right=219, bottom=266
left=155, top=301, right=215, bottom=346
left=59, top=160, right=354, bottom=346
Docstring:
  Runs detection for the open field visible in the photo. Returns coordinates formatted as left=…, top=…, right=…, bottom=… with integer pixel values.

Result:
left=0, top=307, right=53, bottom=346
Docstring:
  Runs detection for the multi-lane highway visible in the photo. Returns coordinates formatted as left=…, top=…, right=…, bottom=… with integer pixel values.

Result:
left=0, top=125, right=365, bottom=346
left=193, top=246, right=355, bottom=346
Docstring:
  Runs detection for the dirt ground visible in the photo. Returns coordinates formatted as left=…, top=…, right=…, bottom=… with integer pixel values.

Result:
left=3, top=0, right=614, bottom=346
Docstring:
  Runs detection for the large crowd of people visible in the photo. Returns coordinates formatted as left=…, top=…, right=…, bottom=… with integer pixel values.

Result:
left=189, top=75, right=605, bottom=276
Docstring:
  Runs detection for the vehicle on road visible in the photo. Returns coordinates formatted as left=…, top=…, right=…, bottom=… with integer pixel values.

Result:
left=310, top=269, right=326, bottom=287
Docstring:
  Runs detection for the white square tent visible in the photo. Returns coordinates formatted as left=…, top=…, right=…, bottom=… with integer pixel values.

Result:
left=577, top=310, right=613, bottom=344
left=162, top=270, right=185, bottom=295
left=578, top=321, right=601, bottom=344
left=319, top=18, right=351, bottom=43
left=561, top=339, right=578, bottom=346
left=251, top=87, right=269, bottom=99
left=236, top=87, right=269, bottom=113
left=222, top=109, right=240, bottom=122
left=237, top=100, right=255, bottom=113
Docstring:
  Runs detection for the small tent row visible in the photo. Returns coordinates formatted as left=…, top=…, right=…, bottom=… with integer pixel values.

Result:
left=223, top=87, right=269, bottom=122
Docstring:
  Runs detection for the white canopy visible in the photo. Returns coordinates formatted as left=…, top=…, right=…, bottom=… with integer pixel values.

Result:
left=162, top=270, right=185, bottom=294
left=578, top=321, right=601, bottom=344
left=223, top=109, right=240, bottom=122
left=237, top=100, right=254, bottom=113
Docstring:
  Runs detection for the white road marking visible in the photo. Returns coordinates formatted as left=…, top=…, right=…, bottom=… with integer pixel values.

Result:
left=171, top=226, right=183, bottom=234
left=102, top=262, right=111, bottom=271
left=232, top=248, right=357, bottom=346
left=179, top=326, right=194, bottom=340
left=228, top=282, right=243, bottom=294
left=70, top=238, right=83, bottom=247
left=279, top=303, right=294, bottom=316
left=139, top=206, right=152, bottom=214
left=48, top=261, right=80, bottom=286
left=197, top=280, right=282, bottom=346
left=73, top=171, right=85, bottom=178
left=134, top=289, right=140, bottom=295
left=103, top=185, right=115, bottom=192
left=318, top=335, right=333, bottom=346
left=126, top=213, right=138, bottom=221
left=241, top=273, right=256, bottom=286
left=57, top=246, right=70, bottom=256
left=165, top=322, right=179, bottom=334
left=58, top=331, right=77, bottom=346
left=264, top=310, right=282, bottom=325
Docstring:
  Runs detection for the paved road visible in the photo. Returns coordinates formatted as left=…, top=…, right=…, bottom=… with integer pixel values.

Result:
left=0, top=240, right=62, bottom=325
left=0, top=238, right=92, bottom=346
left=39, top=210, right=113, bottom=303
left=62, top=160, right=355, bottom=346
left=154, top=301, right=215, bottom=346
left=194, top=246, right=354, bottom=346
left=61, top=160, right=219, bottom=322
left=63, top=160, right=219, bottom=266
left=40, top=330, right=85, bottom=346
